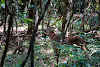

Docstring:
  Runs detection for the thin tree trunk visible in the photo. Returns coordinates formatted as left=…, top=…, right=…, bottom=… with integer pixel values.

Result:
left=21, top=0, right=51, bottom=67
left=0, top=15, right=13, bottom=67
left=64, top=11, right=73, bottom=36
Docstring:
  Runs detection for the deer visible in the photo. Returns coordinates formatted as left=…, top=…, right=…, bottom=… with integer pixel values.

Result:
left=44, top=26, right=89, bottom=66
left=45, top=27, right=88, bottom=51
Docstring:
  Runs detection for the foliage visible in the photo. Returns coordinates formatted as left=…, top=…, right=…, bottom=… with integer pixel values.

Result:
left=0, top=0, right=100, bottom=67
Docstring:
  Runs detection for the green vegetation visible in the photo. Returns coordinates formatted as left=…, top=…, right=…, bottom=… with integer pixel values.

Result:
left=0, top=0, right=100, bottom=67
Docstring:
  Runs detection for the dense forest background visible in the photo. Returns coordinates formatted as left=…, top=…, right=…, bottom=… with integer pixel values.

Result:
left=0, top=0, right=100, bottom=67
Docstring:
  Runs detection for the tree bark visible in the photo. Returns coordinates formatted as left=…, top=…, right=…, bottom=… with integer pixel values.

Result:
left=21, top=0, right=51, bottom=67
left=0, top=15, right=13, bottom=67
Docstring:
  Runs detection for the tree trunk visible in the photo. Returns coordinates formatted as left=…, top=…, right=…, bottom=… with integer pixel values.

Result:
left=0, top=15, right=13, bottom=67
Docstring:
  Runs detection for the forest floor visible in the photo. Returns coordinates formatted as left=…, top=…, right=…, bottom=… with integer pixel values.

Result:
left=0, top=26, right=100, bottom=67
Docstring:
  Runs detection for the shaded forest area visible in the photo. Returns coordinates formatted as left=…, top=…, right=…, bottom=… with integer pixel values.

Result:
left=0, top=0, right=100, bottom=67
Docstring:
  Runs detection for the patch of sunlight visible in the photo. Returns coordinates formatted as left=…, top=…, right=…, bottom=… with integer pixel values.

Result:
left=41, top=49, right=54, bottom=54
left=7, top=50, right=14, bottom=55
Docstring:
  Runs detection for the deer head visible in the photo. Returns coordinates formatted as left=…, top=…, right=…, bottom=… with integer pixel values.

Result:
left=45, top=26, right=61, bottom=41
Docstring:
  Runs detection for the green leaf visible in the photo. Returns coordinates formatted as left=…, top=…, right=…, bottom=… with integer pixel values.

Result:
left=1, top=0, right=5, bottom=8
left=18, top=0, right=23, bottom=5
left=69, top=54, right=73, bottom=57
left=23, top=18, right=33, bottom=24
left=1, top=0, right=5, bottom=3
